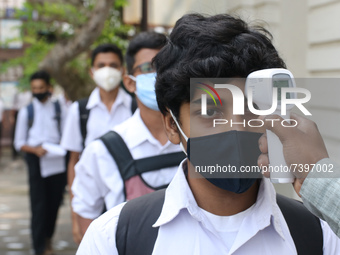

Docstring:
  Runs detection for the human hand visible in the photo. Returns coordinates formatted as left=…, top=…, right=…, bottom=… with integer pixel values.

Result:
left=72, top=212, right=83, bottom=244
left=34, top=146, right=47, bottom=157
left=257, top=113, right=329, bottom=195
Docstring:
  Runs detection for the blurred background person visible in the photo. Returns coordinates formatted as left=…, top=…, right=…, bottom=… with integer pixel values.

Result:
left=10, top=89, right=32, bottom=160
left=14, top=70, right=67, bottom=255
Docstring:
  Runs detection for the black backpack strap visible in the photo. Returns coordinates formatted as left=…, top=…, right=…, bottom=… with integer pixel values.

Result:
left=99, top=131, right=135, bottom=199
left=78, top=98, right=90, bottom=148
left=116, top=189, right=166, bottom=255
left=134, top=152, right=185, bottom=174
left=130, top=96, right=137, bottom=114
left=27, top=103, right=34, bottom=129
left=276, top=194, right=323, bottom=255
left=53, top=101, right=62, bottom=136
left=100, top=131, right=185, bottom=180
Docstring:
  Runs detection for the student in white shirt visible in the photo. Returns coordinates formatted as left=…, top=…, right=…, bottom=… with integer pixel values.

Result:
left=72, top=32, right=183, bottom=238
left=14, top=70, right=66, bottom=255
left=60, top=44, right=133, bottom=243
left=78, top=14, right=340, bottom=255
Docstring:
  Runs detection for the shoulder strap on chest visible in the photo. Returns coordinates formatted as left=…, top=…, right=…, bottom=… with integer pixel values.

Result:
left=99, top=131, right=134, bottom=199
left=276, top=194, right=323, bottom=255
left=134, top=151, right=185, bottom=174
left=27, top=103, right=34, bottom=129
left=130, top=96, right=137, bottom=114
left=100, top=130, right=185, bottom=179
left=78, top=98, right=90, bottom=148
left=53, top=100, right=61, bottom=136
left=116, top=189, right=166, bottom=255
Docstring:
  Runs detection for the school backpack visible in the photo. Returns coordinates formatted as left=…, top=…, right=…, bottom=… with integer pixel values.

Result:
left=78, top=97, right=137, bottom=148
left=99, top=130, right=185, bottom=201
left=115, top=189, right=323, bottom=255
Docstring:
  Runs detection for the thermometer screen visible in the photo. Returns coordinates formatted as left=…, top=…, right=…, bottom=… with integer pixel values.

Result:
left=273, top=74, right=291, bottom=101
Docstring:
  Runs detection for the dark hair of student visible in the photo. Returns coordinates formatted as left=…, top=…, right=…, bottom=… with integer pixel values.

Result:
left=91, top=44, right=124, bottom=66
left=30, top=70, right=51, bottom=85
left=126, top=31, right=167, bottom=74
left=154, top=13, right=286, bottom=120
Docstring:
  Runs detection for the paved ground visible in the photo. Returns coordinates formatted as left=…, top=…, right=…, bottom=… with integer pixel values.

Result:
left=0, top=148, right=78, bottom=255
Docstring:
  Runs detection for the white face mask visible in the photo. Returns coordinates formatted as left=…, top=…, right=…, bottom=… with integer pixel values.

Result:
left=92, top=66, right=122, bottom=91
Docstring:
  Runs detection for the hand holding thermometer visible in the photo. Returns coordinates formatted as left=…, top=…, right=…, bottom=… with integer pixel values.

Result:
left=245, top=68, right=296, bottom=183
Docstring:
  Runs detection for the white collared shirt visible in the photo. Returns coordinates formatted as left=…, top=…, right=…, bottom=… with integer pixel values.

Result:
left=14, top=97, right=66, bottom=176
left=60, top=87, right=132, bottom=152
left=77, top=160, right=340, bottom=255
left=72, top=109, right=182, bottom=219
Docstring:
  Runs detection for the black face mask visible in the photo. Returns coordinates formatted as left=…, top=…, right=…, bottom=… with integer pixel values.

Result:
left=33, top=91, right=50, bottom=101
left=187, top=130, right=263, bottom=194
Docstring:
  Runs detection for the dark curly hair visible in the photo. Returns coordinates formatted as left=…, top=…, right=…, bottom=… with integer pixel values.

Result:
left=154, top=13, right=286, bottom=120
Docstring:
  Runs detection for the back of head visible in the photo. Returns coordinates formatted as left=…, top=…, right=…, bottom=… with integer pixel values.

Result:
left=126, top=31, right=167, bottom=74
left=154, top=13, right=286, bottom=118
left=91, top=44, right=123, bottom=66
left=30, top=70, right=51, bottom=85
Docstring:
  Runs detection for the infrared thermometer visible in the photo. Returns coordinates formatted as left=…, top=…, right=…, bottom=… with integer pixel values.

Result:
left=245, top=68, right=296, bottom=183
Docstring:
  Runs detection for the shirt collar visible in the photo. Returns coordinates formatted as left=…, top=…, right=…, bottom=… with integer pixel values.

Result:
left=250, top=177, right=286, bottom=240
left=32, top=97, right=52, bottom=106
left=86, top=87, right=130, bottom=110
left=154, top=161, right=285, bottom=241
left=153, top=159, right=200, bottom=227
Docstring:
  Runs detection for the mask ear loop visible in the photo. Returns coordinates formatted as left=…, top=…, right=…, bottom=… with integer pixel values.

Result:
left=169, top=110, right=188, bottom=156
left=128, top=75, right=136, bottom=81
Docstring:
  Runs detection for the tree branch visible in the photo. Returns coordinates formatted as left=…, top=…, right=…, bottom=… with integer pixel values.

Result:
left=38, top=0, right=114, bottom=100
left=39, top=0, right=113, bottom=73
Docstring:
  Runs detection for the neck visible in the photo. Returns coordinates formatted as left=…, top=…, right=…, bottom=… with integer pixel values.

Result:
left=187, top=164, right=259, bottom=216
left=99, top=87, right=119, bottom=111
left=39, top=97, right=49, bottom=104
left=138, top=101, right=168, bottom=145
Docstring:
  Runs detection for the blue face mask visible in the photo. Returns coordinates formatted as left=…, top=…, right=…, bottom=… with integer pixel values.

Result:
left=129, top=72, right=159, bottom=111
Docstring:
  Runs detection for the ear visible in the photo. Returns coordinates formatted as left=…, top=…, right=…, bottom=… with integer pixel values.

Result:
left=162, top=110, right=181, bottom=145
left=89, top=68, right=94, bottom=79
left=123, top=74, right=136, bottom=93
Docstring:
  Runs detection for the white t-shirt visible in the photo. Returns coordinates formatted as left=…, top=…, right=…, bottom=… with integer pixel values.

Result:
left=200, top=204, right=255, bottom=252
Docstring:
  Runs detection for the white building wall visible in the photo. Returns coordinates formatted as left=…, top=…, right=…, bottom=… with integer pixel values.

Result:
left=305, top=0, right=340, bottom=164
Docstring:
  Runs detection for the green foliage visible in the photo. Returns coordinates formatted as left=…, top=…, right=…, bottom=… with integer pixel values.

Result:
left=1, top=38, right=54, bottom=89
left=1, top=0, right=133, bottom=90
